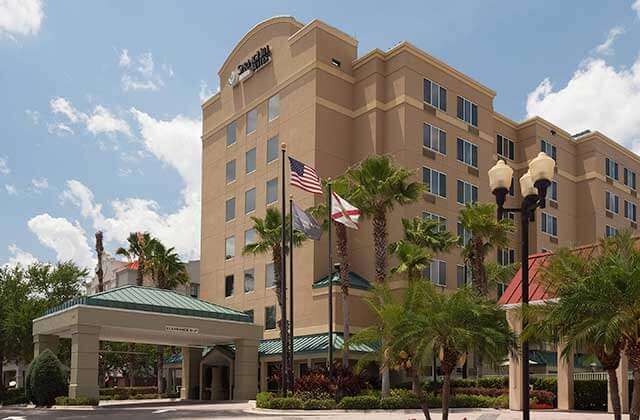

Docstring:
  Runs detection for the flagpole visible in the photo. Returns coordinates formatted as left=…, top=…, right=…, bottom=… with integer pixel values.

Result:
left=289, top=194, right=295, bottom=389
left=327, top=179, right=334, bottom=377
left=280, top=143, right=288, bottom=396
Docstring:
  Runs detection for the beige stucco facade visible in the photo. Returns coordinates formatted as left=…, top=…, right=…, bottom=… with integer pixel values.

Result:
left=201, top=16, right=640, bottom=354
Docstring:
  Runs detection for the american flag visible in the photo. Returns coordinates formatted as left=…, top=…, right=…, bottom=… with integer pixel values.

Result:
left=288, top=157, right=323, bottom=194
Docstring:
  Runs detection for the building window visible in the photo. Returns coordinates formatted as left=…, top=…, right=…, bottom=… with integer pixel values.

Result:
left=244, top=269, right=255, bottom=293
left=606, top=158, right=619, bottom=180
left=624, top=168, right=637, bottom=190
left=244, top=228, right=256, bottom=246
left=423, top=79, right=447, bottom=111
left=225, top=274, right=234, bottom=297
left=245, top=188, right=256, bottom=214
left=225, top=236, right=235, bottom=260
left=422, top=212, right=447, bottom=232
left=497, top=248, right=516, bottom=266
left=246, top=148, right=256, bottom=174
left=541, top=140, right=557, bottom=161
left=550, top=180, right=558, bottom=202
left=226, top=122, right=236, bottom=146
left=423, top=167, right=447, bottom=198
left=457, top=222, right=472, bottom=246
left=541, top=212, right=558, bottom=237
left=456, top=138, right=478, bottom=168
left=225, top=198, right=235, bottom=222
left=266, top=178, right=278, bottom=205
left=189, top=283, right=199, bottom=298
left=268, top=95, right=280, bottom=121
left=265, top=305, right=276, bottom=330
left=457, top=180, right=478, bottom=205
left=267, top=136, right=278, bottom=163
left=265, top=263, right=275, bottom=288
left=497, top=282, right=507, bottom=299
left=501, top=211, right=516, bottom=222
left=246, top=108, right=257, bottom=134
left=456, top=96, right=478, bottom=127
left=456, top=264, right=471, bottom=288
left=423, top=123, right=446, bottom=154
left=606, top=225, right=618, bottom=238
left=606, top=191, right=620, bottom=214
left=496, top=134, right=515, bottom=160
left=226, top=160, right=236, bottom=184
left=425, top=260, right=446, bottom=286
left=625, top=200, right=637, bottom=222
left=244, top=309, right=254, bottom=322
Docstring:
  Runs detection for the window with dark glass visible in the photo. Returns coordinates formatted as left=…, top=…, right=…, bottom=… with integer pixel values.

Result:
left=225, top=198, right=235, bottom=222
left=456, top=138, right=478, bottom=168
left=245, top=188, right=256, bottom=213
left=606, top=158, right=619, bottom=180
left=497, top=248, right=516, bottom=265
left=541, top=213, right=558, bottom=236
left=625, top=200, right=637, bottom=222
left=244, top=269, right=255, bottom=293
left=226, top=160, right=236, bottom=184
left=225, top=236, right=235, bottom=260
left=606, top=225, right=618, bottom=238
left=224, top=274, right=234, bottom=297
left=456, top=264, right=471, bottom=288
left=423, top=79, right=447, bottom=111
left=541, top=140, right=557, bottom=161
left=266, top=178, right=278, bottom=204
left=226, top=122, right=236, bottom=146
left=457, top=222, right=472, bottom=246
left=422, top=212, right=447, bottom=232
left=606, top=191, right=619, bottom=214
left=423, top=167, right=447, bottom=198
left=246, top=148, right=256, bottom=174
left=265, top=263, right=275, bottom=288
left=189, top=283, right=199, bottom=298
left=456, top=96, right=478, bottom=127
left=244, top=228, right=256, bottom=246
left=550, top=180, right=558, bottom=202
left=265, top=305, right=276, bottom=330
left=424, top=260, right=446, bottom=286
left=268, top=95, right=279, bottom=121
left=456, top=180, right=478, bottom=205
left=244, top=309, right=254, bottom=322
left=423, top=123, right=446, bottom=154
left=267, top=136, right=278, bottom=163
left=496, top=134, right=515, bottom=160
left=624, top=168, right=637, bottom=190
left=246, top=108, right=257, bottom=134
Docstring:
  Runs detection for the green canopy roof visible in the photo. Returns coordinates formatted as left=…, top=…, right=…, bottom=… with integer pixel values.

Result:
left=44, top=285, right=252, bottom=323
left=312, top=271, right=371, bottom=291
left=259, top=333, right=377, bottom=356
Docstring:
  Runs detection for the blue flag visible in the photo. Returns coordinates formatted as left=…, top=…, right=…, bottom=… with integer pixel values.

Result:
left=292, top=202, right=322, bottom=240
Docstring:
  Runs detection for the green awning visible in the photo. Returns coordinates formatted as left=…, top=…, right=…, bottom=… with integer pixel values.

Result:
left=312, top=271, right=372, bottom=291
left=259, top=333, right=377, bottom=356
left=45, top=285, right=252, bottom=323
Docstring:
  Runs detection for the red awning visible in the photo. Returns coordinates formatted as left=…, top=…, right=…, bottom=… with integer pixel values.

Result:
left=498, top=242, right=602, bottom=306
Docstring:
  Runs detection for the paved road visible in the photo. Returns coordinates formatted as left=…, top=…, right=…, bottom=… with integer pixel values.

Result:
left=0, top=402, right=629, bottom=419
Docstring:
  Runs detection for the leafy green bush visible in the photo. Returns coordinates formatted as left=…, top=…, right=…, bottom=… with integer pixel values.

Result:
left=574, top=379, right=607, bottom=411
left=54, top=396, right=99, bottom=406
left=477, top=376, right=509, bottom=389
left=0, top=388, right=28, bottom=405
left=303, top=399, right=336, bottom=410
left=380, top=395, right=420, bottom=409
left=269, top=397, right=304, bottom=409
left=256, top=391, right=274, bottom=408
left=530, top=390, right=555, bottom=405
left=337, top=394, right=380, bottom=409
left=99, top=386, right=158, bottom=398
left=294, top=391, right=332, bottom=401
left=29, top=349, right=68, bottom=406
left=531, top=377, right=557, bottom=394
left=451, top=386, right=505, bottom=397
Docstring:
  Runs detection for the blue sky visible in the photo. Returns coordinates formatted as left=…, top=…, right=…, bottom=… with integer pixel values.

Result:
left=1, top=0, right=640, bottom=269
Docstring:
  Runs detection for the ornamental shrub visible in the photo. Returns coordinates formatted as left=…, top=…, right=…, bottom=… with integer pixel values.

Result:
left=574, top=379, right=607, bottom=411
left=29, top=349, right=68, bottom=407
left=530, top=377, right=557, bottom=394
left=0, top=388, right=28, bottom=405
left=380, top=395, right=421, bottom=409
left=302, top=398, right=337, bottom=410
left=54, top=396, right=99, bottom=406
left=451, top=387, right=505, bottom=397
left=530, top=389, right=555, bottom=406
left=268, top=397, right=304, bottom=409
left=293, top=370, right=332, bottom=399
left=336, top=394, right=380, bottom=409
left=477, top=376, right=509, bottom=389
left=256, top=391, right=274, bottom=408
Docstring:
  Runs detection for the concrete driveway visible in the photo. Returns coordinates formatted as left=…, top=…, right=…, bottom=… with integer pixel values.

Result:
left=0, top=401, right=628, bottom=419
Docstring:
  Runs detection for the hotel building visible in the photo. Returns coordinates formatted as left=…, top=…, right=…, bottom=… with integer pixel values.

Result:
left=200, top=16, right=640, bottom=384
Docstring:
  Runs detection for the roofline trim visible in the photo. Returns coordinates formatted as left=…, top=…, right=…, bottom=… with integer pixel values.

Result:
left=288, top=18, right=357, bottom=47
left=353, top=42, right=496, bottom=98
left=217, top=16, right=304, bottom=77
left=575, top=130, right=640, bottom=164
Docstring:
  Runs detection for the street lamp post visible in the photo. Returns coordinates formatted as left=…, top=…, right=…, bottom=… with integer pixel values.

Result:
left=488, top=152, right=555, bottom=420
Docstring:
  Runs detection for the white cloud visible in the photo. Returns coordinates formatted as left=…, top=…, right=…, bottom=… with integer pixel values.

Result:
left=118, top=48, right=131, bottom=67
left=62, top=110, right=202, bottom=259
left=5, top=184, right=16, bottom=195
left=86, top=105, right=131, bottom=136
left=633, top=0, right=640, bottom=18
left=25, top=109, right=40, bottom=125
left=119, top=50, right=171, bottom=92
left=0, top=156, right=9, bottom=175
left=50, top=96, right=84, bottom=123
left=0, top=0, right=43, bottom=38
left=47, top=122, right=74, bottom=136
left=199, top=80, right=215, bottom=103
left=526, top=54, right=640, bottom=153
left=595, top=26, right=625, bottom=55
left=4, top=244, right=37, bottom=267
left=49, top=97, right=130, bottom=137
left=27, top=214, right=95, bottom=269
left=31, top=177, right=48, bottom=190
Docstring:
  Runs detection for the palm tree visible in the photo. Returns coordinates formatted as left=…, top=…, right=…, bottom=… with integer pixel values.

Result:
left=396, top=217, right=458, bottom=254
left=347, top=155, right=424, bottom=395
left=95, top=231, right=104, bottom=293
left=397, top=282, right=516, bottom=420
left=116, top=231, right=153, bottom=387
left=308, top=176, right=355, bottom=368
left=389, top=241, right=431, bottom=283
left=145, top=239, right=190, bottom=394
left=458, top=203, right=514, bottom=296
left=243, top=207, right=305, bottom=393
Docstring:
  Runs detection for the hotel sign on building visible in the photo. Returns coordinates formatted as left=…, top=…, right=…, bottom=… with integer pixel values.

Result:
left=228, top=45, right=272, bottom=87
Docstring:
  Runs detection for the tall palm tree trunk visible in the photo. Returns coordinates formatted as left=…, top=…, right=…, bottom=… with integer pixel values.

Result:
left=272, top=247, right=288, bottom=394
left=156, top=345, right=165, bottom=394
left=335, top=223, right=350, bottom=369
left=95, top=231, right=104, bottom=293
left=631, top=368, right=640, bottom=420
left=127, top=343, right=135, bottom=387
left=442, top=373, right=451, bottom=420
left=372, top=211, right=391, bottom=396
left=607, top=368, right=622, bottom=420
left=411, top=370, right=432, bottom=420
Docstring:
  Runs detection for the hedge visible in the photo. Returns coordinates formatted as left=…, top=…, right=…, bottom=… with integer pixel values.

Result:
left=28, top=349, right=68, bottom=406
left=302, top=399, right=337, bottom=410
left=0, top=388, right=28, bottom=405
left=99, top=386, right=158, bottom=398
left=337, top=395, right=380, bottom=409
left=575, top=380, right=607, bottom=411
left=54, top=396, right=99, bottom=406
